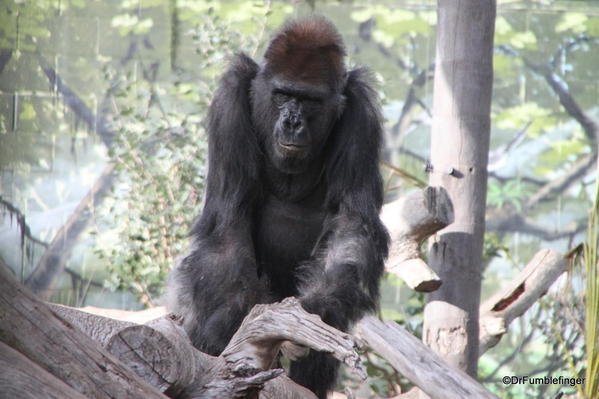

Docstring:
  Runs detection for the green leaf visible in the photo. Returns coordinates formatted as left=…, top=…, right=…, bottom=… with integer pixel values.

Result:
left=372, top=29, right=395, bottom=48
left=510, top=31, right=537, bottom=50
left=350, top=9, right=375, bottom=23
left=585, top=17, right=599, bottom=37
left=494, top=103, right=556, bottom=137
left=493, top=53, right=517, bottom=79
left=19, top=103, right=36, bottom=121
left=556, top=13, right=588, bottom=34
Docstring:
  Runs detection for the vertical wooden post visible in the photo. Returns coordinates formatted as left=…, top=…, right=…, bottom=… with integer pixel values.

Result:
left=422, top=0, right=496, bottom=378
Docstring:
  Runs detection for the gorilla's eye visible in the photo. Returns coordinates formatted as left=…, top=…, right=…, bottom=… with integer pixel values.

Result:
left=302, top=98, right=322, bottom=112
left=273, top=92, right=292, bottom=106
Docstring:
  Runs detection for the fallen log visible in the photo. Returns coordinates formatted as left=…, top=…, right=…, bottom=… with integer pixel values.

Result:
left=0, top=265, right=164, bottom=399
left=53, top=298, right=501, bottom=399
left=0, top=342, right=87, bottom=399
left=49, top=297, right=362, bottom=398
left=2, top=186, right=489, bottom=399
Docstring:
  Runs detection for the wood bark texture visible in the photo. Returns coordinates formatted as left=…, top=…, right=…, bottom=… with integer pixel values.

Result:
left=382, top=186, right=453, bottom=291
left=49, top=298, right=346, bottom=398
left=357, top=315, right=499, bottom=399
left=0, top=342, right=87, bottom=399
left=4, top=181, right=552, bottom=399
left=479, top=249, right=567, bottom=353
left=423, top=0, right=496, bottom=377
left=0, top=266, right=165, bottom=399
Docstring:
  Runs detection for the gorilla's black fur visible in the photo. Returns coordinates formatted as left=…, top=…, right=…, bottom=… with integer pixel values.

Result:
left=168, top=16, right=389, bottom=398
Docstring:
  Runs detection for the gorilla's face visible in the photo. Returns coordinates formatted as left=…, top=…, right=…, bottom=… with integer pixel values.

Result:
left=251, top=74, right=344, bottom=174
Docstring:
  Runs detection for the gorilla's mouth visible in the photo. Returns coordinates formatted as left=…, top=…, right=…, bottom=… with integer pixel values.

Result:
left=279, top=142, right=306, bottom=152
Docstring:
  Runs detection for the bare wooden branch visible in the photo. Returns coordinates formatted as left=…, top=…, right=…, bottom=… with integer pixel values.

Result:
left=498, top=45, right=598, bottom=209
left=39, top=57, right=114, bottom=147
left=49, top=303, right=136, bottom=346
left=49, top=299, right=352, bottom=399
left=382, top=186, right=454, bottom=291
left=486, top=210, right=587, bottom=241
left=107, top=316, right=199, bottom=396
left=51, top=303, right=201, bottom=394
left=356, top=316, right=499, bottom=399
left=0, top=196, right=49, bottom=248
left=479, top=248, right=567, bottom=353
left=260, top=375, right=317, bottom=399
left=223, top=298, right=365, bottom=378
left=0, top=266, right=165, bottom=399
left=0, top=342, right=87, bottom=399
left=77, top=304, right=167, bottom=323
left=25, top=164, right=116, bottom=299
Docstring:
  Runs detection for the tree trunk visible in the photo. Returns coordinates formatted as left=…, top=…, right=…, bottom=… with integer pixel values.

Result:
left=422, top=0, right=496, bottom=378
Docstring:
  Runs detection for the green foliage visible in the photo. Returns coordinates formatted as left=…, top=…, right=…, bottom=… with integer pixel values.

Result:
left=494, top=103, right=557, bottom=137
left=487, top=180, right=531, bottom=211
left=582, top=167, right=599, bottom=398
left=483, top=232, right=510, bottom=262
left=495, top=17, right=538, bottom=50
left=350, top=6, right=433, bottom=48
left=97, top=71, right=206, bottom=304
left=95, top=13, right=261, bottom=305
left=556, top=13, right=588, bottom=34
left=111, top=14, right=155, bottom=36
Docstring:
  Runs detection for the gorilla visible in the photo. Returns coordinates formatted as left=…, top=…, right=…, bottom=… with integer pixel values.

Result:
left=168, top=16, right=389, bottom=398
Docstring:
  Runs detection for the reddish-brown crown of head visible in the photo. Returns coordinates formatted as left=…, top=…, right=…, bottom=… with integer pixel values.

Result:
left=264, top=16, right=347, bottom=91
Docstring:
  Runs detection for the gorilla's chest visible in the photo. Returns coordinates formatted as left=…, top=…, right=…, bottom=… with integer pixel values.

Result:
left=254, top=194, right=326, bottom=298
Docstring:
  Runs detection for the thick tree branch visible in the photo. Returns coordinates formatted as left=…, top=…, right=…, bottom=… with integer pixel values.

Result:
left=486, top=210, right=586, bottom=241
left=223, top=298, right=365, bottom=377
left=487, top=121, right=530, bottom=171
left=356, top=316, right=499, bottom=399
left=478, top=249, right=567, bottom=353
left=550, top=34, right=595, bottom=70
left=382, top=186, right=454, bottom=292
left=39, top=57, right=114, bottom=147
left=498, top=45, right=599, bottom=208
left=0, top=342, right=87, bottom=399
left=353, top=248, right=565, bottom=398
left=25, top=164, right=115, bottom=298
left=0, top=196, right=49, bottom=248
left=390, top=65, right=434, bottom=142
left=525, top=154, right=596, bottom=210
left=0, top=264, right=165, bottom=398
left=49, top=298, right=357, bottom=399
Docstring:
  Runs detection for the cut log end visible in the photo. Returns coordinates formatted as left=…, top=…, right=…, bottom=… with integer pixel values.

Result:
left=387, top=258, right=442, bottom=292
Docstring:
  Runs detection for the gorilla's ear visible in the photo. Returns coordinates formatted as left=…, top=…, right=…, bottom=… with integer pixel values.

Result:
left=325, top=68, right=385, bottom=216
left=195, top=53, right=260, bottom=236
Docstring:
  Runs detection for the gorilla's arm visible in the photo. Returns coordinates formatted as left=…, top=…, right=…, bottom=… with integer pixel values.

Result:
left=298, top=68, right=390, bottom=330
left=290, top=68, right=389, bottom=398
left=167, top=53, right=265, bottom=355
